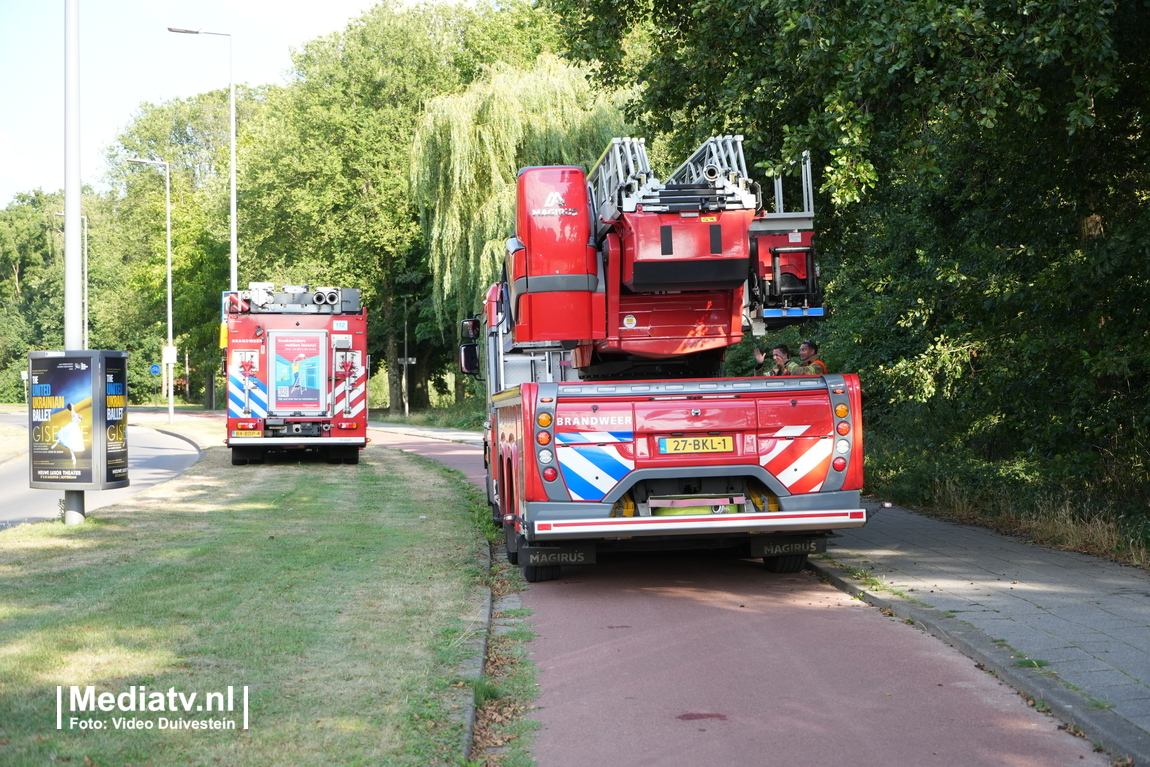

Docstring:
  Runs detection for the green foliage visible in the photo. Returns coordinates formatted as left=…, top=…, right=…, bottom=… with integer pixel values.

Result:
left=550, top=0, right=1150, bottom=521
left=0, top=191, right=65, bottom=396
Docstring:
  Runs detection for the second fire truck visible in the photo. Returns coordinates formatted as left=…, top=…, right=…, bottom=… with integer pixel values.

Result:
left=223, top=283, right=369, bottom=465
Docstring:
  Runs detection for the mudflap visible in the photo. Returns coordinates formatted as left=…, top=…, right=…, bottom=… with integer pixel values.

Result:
left=519, top=544, right=596, bottom=567
left=750, top=535, right=827, bottom=558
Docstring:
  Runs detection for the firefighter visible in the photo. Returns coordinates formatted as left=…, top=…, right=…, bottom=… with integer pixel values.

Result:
left=754, top=345, right=799, bottom=376
left=792, top=339, right=828, bottom=375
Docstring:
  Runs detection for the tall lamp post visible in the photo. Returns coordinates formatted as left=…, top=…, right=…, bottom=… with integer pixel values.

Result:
left=127, top=158, right=175, bottom=424
left=63, top=0, right=84, bottom=523
left=54, top=213, right=88, bottom=349
left=168, top=26, right=236, bottom=292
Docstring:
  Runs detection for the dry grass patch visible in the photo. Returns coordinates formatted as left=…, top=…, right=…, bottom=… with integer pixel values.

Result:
left=0, top=444, right=489, bottom=766
left=926, top=477, right=1149, bottom=567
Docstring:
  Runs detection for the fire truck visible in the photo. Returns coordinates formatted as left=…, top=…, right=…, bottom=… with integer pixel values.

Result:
left=460, top=135, right=866, bottom=582
left=223, top=283, right=368, bottom=465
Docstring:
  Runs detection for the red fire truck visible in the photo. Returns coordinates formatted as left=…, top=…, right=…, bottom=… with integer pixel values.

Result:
left=461, top=136, right=865, bottom=581
left=223, top=283, right=368, bottom=465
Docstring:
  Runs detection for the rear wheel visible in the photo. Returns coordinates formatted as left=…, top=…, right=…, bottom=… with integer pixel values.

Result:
left=343, top=447, right=360, bottom=465
left=522, top=564, right=560, bottom=583
left=763, top=553, right=808, bottom=573
left=230, top=448, right=248, bottom=466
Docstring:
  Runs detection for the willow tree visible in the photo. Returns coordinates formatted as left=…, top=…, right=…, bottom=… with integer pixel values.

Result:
left=410, top=54, right=628, bottom=319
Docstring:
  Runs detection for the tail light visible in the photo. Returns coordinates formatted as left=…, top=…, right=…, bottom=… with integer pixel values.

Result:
left=833, top=457, right=847, bottom=472
left=536, top=431, right=552, bottom=445
left=337, top=422, right=358, bottom=430
left=542, top=467, right=558, bottom=482
left=836, top=421, right=851, bottom=435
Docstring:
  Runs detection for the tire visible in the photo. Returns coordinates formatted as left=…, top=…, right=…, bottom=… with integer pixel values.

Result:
left=248, top=448, right=265, bottom=465
left=231, top=449, right=248, bottom=466
left=342, top=447, right=360, bottom=465
left=522, top=564, right=560, bottom=583
left=763, top=553, right=808, bottom=573
left=505, top=524, right=519, bottom=565
left=326, top=447, right=342, bottom=464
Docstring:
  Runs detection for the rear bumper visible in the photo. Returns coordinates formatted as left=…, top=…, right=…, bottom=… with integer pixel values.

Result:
left=526, top=504, right=866, bottom=540
left=228, top=437, right=366, bottom=446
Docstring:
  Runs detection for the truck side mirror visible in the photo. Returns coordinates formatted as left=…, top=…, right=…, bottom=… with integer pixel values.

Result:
left=460, top=318, right=481, bottom=340
left=459, top=343, right=482, bottom=378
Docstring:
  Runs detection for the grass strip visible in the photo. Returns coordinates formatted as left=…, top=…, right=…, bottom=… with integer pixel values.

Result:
left=0, top=444, right=489, bottom=766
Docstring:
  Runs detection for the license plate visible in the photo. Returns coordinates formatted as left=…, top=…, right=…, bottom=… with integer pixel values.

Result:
left=231, top=430, right=263, bottom=438
left=657, top=436, right=734, bottom=455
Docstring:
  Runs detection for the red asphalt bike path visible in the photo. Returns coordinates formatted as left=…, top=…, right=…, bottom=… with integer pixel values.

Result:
left=368, top=426, right=1107, bottom=767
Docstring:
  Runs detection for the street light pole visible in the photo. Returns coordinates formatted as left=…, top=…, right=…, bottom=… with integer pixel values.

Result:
left=168, top=27, right=236, bottom=291
left=127, top=158, right=174, bottom=424
left=54, top=213, right=88, bottom=349
left=63, top=0, right=84, bottom=524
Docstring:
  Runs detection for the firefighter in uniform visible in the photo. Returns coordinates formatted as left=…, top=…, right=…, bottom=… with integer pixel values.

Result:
left=792, top=340, right=827, bottom=375
left=754, top=345, right=799, bottom=376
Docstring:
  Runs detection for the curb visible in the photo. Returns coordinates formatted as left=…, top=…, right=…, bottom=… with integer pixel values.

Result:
left=807, top=556, right=1150, bottom=766
left=129, top=424, right=207, bottom=485
left=366, top=421, right=483, bottom=446
left=136, top=424, right=208, bottom=454
left=460, top=541, right=495, bottom=761
left=461, top=585, right=493, bottom=761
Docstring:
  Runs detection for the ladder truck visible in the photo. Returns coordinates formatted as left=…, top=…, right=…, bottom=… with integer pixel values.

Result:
left=460, top=136, right=864, bottom=582
left=223, top=283, right=369, bottom=465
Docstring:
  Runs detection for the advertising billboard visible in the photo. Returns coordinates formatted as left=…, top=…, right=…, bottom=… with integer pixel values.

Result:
left=28, top=351, right=131, bottom=491
left=269, top=331, right=326, bottom=413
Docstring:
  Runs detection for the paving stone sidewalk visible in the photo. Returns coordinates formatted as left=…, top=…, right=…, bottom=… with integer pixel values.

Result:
left=821, top=501, right=1150, bottom=762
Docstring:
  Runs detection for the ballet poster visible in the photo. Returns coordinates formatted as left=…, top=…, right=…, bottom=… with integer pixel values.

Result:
left=104, top=355, right=129, bottom=484
left=28, top=356, right=94, bottom=484
left=28, top=350, right=131, bottom=491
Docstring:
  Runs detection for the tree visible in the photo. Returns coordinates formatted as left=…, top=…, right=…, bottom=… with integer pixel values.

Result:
left=243, top=1, right=569, bottom=413
left=547, top=0, right=1150, bottom=507
left=0, top=191, right=66, bottom=399
left=103, top=87, right=265, bottom=402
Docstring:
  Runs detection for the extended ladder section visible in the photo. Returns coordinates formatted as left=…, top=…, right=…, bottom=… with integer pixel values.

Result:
left=587, top=137, right=661, bottom=225
left=662, top=134, right=760, bottom=212
left=588, top=136, right=761, bottom=224
left=491, top=135, right=824, bottom=380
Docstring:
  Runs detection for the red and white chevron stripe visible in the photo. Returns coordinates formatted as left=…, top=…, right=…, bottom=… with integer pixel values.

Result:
left=332, top=352, right=366, bottom=417
left=760, top=425, right=833, bottom=495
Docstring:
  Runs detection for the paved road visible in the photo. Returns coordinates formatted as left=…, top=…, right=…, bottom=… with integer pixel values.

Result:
left=369, top=424, right=1109, bottom=767
left=0, top=413, right=201, bottom=530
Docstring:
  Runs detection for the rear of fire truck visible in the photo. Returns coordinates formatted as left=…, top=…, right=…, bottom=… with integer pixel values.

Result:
left=224, top=284, right=368, bottom=465
left=461, top=136, right=865, bottom=582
